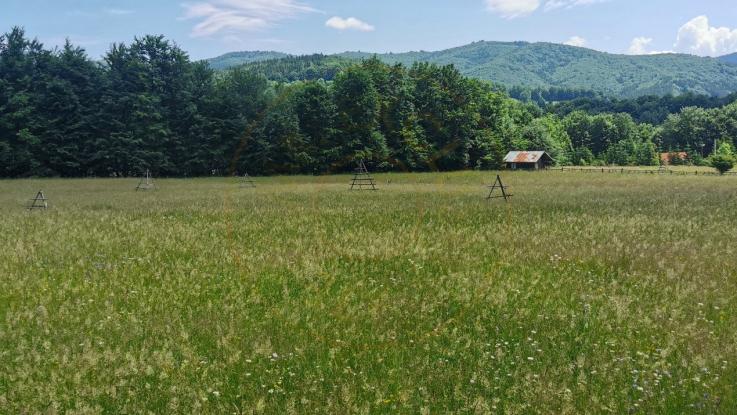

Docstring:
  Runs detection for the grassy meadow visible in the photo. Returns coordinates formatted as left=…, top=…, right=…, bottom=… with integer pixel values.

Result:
left=1, top=171, right=736, bottom=414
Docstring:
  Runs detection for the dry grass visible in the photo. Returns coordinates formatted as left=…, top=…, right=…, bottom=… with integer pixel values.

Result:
left=1, top=171, right=736, bottom=414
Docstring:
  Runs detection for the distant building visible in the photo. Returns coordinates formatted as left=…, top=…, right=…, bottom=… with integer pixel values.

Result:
left=660, top=152, right=688, bottom=165
left=504, top=151, right=554, bottom=170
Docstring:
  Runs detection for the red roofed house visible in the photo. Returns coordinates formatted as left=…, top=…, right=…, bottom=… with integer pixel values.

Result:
left=504, top=151, right=554, bottom=170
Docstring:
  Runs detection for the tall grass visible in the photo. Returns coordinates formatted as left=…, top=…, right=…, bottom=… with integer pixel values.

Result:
left=1, top=172, right=736, bottom=414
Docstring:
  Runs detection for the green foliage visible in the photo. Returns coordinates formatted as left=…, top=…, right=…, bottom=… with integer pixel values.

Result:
left=715, top=141, right=735, bottom=157
left=710, top=154, right=735, bottom=174
left=234, top=54, right=354, bottom=82
left=4, top=27, right=737, bottom=177
left=333, top=66, right=387, bottom=167
left=205, top=51, right=288, bottom=70
left=547, top=92, right=737, bottom=125
left=572, top=147, right=595, bottom=165
left=508, top=86, right=600, bottom=105
left=516, top=115, right=571, bottom=164
left=658, top=103, right=737, bottom=157
left=709, top=142, right=736, bottom=174
left=213, top=41, right=737, bottom=98
left=689, top=151, right=707, bottom=167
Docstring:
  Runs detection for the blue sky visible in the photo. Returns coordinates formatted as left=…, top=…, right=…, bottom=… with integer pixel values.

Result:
left=2, top=0, right=737, bottom=60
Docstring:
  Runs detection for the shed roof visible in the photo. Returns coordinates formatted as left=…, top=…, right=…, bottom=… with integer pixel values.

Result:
left=660, top=152, right=687, bottom=163
left=504, top=151, right=552, bottom=163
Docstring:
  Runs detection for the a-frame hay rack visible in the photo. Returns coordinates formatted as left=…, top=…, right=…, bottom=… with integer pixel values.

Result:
left=487, top=175, right=512, bottom=201
left=350, top=160, right=377, bottom=191
left=28, top=190, right=48, bottom=210
left=239, top=173, right=256, bottom=189
left=136, top=169, right=156, bottom=191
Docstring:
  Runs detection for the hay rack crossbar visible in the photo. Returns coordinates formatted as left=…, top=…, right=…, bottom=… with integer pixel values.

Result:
left=487, top=175, right=512, bottom=201
left=350, top=160, right=377, bottom=191
left=239, top=173, right=256, bottom=189
left=28, top=191, right=48, bottom=210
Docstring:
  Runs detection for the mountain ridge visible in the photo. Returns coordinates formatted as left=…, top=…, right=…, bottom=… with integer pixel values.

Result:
left=206, top=51, right=289, bottom=70
left=720, top=53, right=737, bottom=65
left=206, top=41, right=737, bottom=98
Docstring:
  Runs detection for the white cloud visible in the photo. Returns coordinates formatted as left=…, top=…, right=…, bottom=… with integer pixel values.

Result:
left=628, top=37, right=652, bottom=55
left=221, top=35, right=290, bottom=49
left=627, top=37, right=672, bottom=55
left=66, top=8, right=134, bottom=18
left=181, top=0, right=315, bottom=38
left=564, top=36, right=586, bottom=47
left=628, top=16, right=737, bottom=57
left=674, top=16, right=737, bottom=57
left=484, top=0, right=539, bottom=18
left=545, top=0, right=607, bottom=11
left=485, top=0, right=608, bottom=18
left=325, top=17, right=375, bottom=32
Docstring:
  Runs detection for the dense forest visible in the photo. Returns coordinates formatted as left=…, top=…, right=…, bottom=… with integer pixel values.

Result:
left=237, top=54, right=354, bottom=83
left=546, top=93, right=737, bottom=125
left=226, top=55, right=737, bottom=127
left=1, top=27, right=737, bottom=178
left=212, top=41, right=737, bottom=98
left=207, top=51, right=289, bottom=71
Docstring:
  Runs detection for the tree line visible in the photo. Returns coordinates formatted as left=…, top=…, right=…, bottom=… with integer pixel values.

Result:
left=1, top=28, right=736, bottom=177
left=546, top=92, right=737, bottom=125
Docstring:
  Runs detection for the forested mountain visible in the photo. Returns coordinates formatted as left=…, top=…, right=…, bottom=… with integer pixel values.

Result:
left=209, top=41, right=737, bottom=98
left=207, top=51, right=289, bottom=70
left=721, top=53, right=737, bottom=65
left=236, top=54, right=354, bottom=82
left=3, top=27, right=737, bottom=178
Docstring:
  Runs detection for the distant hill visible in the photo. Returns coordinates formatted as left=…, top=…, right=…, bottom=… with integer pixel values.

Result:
left=206, top=51, right=289, bottom=70
left=720, top=53, right=737, bottom=65
left=236, top=54, right=355, bottom=82
left=207, top=41, right=737, bottom=98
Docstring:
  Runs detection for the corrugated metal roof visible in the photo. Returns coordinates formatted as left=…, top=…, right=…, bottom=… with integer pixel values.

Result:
left=504, top=151, right=550, bottom=163
left=660, top=152, right=687, bottom=163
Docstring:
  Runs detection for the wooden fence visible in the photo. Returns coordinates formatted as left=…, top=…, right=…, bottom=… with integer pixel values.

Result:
left=558, top=167, right=737, bottom=176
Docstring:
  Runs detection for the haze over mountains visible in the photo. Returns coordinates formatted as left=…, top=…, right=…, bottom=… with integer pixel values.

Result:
left=207, top=41, right=737, bottom=99
left=721, top=53, right=737, bottom=65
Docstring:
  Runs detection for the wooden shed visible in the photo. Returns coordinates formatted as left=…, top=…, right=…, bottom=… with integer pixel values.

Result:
left=504, top=151, right=554, bottom=170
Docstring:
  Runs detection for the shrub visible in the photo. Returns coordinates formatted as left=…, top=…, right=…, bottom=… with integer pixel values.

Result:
left=710, top=154, right=735, bottom=174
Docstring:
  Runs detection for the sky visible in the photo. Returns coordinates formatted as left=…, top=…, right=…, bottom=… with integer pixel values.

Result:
left=2, top=0, right=737, bottom=60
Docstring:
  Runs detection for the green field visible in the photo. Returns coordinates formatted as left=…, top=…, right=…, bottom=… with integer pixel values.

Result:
left=1, top=172, right=736, bottom=414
